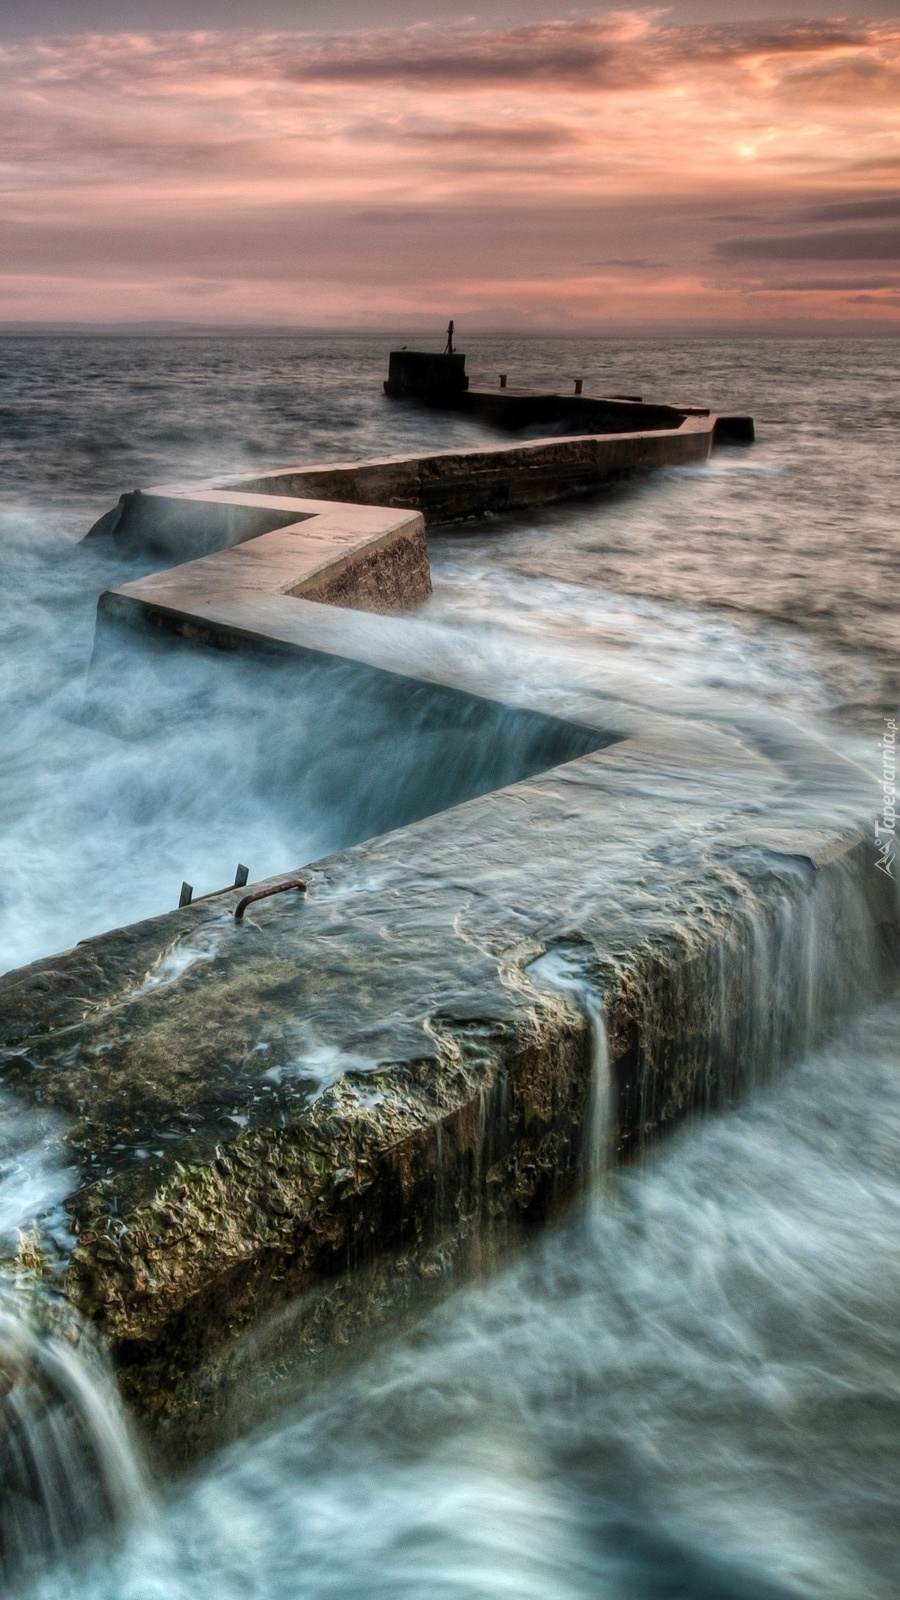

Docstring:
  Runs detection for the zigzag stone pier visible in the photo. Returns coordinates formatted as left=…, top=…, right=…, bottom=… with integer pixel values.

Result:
left=1, top=406, right=896, bottom=1466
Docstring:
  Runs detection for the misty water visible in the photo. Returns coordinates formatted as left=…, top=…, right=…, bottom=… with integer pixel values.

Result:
left=1, top=335, right=898, bottom=1596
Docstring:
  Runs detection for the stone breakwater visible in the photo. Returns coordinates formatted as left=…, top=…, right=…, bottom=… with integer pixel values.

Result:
left=3, top=413, right=898, bottom=1465
left=85, top=416, right=719, bottom=562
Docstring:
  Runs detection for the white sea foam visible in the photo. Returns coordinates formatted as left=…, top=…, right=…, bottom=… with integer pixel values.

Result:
left=130, top=920, right=230, bottom=997
left=0, top=1092, right=76, bottom=1257
left=262, top=1036, right=375, bottom=1095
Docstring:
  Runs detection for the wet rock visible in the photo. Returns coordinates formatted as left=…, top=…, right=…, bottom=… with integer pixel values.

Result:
left=0, top=574, right=895, bottom=1452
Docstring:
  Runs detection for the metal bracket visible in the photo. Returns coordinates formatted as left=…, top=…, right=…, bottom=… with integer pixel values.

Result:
left=234, top=880, right=308, bottom=922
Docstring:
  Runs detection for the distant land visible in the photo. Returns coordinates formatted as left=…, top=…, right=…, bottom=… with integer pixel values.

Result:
left=0, top=322, right=393, bottom=338
left=1, top=320, right=898, bottom=339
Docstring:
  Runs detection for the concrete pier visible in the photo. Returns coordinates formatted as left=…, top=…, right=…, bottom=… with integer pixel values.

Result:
left=382, top=348, right=754, bottom=444
left=1, top=619, right=894, bottom=1456
left=95, top=494, right=432, bottom=615
left=88, top=417, right=719, bottom=566
left=4, top=404, right=894, bottom=1464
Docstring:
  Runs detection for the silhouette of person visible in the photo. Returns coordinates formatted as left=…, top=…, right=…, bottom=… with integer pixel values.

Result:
left=443, top=320, right=455, bottom=355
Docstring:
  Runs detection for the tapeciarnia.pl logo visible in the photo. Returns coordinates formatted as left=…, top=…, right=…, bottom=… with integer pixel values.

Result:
left=875, top=717, right=897, bottom=879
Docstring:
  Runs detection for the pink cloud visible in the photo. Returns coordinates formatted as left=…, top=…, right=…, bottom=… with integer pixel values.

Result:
left=0, top=15, right=897, bottom=329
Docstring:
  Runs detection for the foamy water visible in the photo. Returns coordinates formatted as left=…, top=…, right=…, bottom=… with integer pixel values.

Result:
left=1, top=335, right=897, bottom=1597
left=0, top=1283, right=151, bottom=1589
left=15, top=997, right=900, bottom=1600
left=527, top=948, right=612, bottom=1189
left=1, top=335, right=895, bottom=972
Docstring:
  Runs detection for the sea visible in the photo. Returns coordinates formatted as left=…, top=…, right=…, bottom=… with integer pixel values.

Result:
left=0, top=334, right=898, bottom=1598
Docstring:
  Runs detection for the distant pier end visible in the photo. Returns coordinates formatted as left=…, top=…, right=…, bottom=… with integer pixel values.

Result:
left=384, top=349, right=469, bottom=399
left=383, top=345, right=754, bottom=441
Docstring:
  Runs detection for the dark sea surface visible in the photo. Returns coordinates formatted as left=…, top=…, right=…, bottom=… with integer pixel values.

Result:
left=1, top=335, right=899, bottom=1599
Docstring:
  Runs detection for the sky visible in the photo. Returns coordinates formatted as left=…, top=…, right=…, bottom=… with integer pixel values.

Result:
left=1, top=2, right=898, bottom=333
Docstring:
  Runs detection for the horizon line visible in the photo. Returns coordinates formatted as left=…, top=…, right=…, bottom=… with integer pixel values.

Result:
left=2, top=319, right=899, bottom=340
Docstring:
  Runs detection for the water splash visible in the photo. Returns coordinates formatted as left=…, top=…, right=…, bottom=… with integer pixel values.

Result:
left=527, top=947, right=612, bottom=1188
left=0, top=1086, right=151, bottom=1589
left=0, top=1092, right=77, bottom=1263
left=130, top=918, right=230, bottom=998
left=0, top=1286, right=151, bottom=1589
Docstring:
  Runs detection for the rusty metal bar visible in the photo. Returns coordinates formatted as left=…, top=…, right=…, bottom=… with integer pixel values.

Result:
left=234, top=879, right=307, bottom=922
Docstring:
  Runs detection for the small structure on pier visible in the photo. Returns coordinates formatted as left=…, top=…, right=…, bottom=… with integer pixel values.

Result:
left=384, top=335, right=754, bottom=443
left=384, top=348, right=469, bottom=401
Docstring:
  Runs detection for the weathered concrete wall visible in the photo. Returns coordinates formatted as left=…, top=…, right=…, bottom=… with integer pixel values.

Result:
left=385, top=349, right=469, bottom=396
left=86, top=426, right=715, bottom=647
left=298, top=519, right=431, bottom=614
left=0, top=624, right=893, bottom=1457
left=431, top=387, right=696, bottom=436
left=87, top=490, right=312, bottom=559
left=226, top=421, right=715, bottom=524
left=91, top=495, right=432, bottom=611
left=86, top=427, right=716, bottom=564
left=0, top=834, right=894, bottom=1461
left=380, top=352, right=721, bottom=438
left=12, top=400, right=891, bottom=1469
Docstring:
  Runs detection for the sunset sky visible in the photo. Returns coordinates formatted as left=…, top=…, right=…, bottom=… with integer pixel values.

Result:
left=1, top=2, right=898, bottom=332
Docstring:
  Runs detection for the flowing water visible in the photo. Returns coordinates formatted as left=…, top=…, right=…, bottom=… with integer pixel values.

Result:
left=0, top=334, right=898, bottom=1595
left=0, top=1286, right=149, bottom=1588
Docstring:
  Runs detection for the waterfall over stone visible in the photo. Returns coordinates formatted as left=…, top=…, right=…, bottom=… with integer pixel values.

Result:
left=0, top=1289, right=150, bottom=1587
